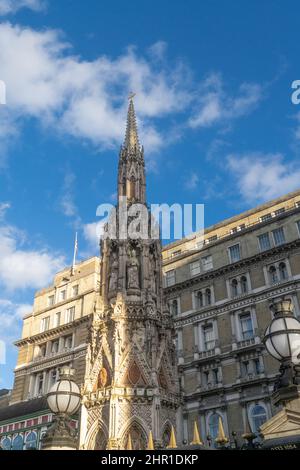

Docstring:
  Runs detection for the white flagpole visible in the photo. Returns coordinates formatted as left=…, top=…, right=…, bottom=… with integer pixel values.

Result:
left=71, top=232, right=78, bottom=275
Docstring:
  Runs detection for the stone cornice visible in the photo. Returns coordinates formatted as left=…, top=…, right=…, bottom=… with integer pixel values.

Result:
left=164, top=239, right=300, bottom=295
left=31, top=288, right=98, bottom=317
left=14, top=347, right=87, bottom=376
left=14, top=316, right=90, bottom=347
left=175, top=278, right=300, bottom=328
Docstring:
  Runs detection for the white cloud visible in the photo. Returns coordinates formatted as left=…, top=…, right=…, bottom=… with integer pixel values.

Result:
left=0, top=0, right=44, bottom=15
left=0, top=25, right=190, bottom=153
left=189, top=73, right=262, bottom=129
left=0, top=209, right=65, bottom=290
left=0, top=299, right=31, bottom=346
left=0, top=201, right=10, bottom=218
left=184, top=172, right=199, bottom=190
left=59, top=170, right=80, bottom=221
left=83, top=221, right=101, bottom=250
left=227, top=152, right=300, bottom=204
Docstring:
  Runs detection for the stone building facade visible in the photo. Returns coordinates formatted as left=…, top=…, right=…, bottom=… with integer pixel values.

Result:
left=0, top=257, right=99, bottom=449
left=162, top=189, right=300, bottom=446
left=1, top=100, right=300, bottom=449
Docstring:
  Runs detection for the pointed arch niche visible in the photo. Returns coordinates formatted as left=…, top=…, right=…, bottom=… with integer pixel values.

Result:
left=121, top=420, right=148, bottom=450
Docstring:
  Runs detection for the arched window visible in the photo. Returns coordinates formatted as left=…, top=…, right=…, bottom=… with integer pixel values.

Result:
left=1, top=436, right=11, bottom=450
left=205, top=288, right=212, bottom=305
left=171, top=299, right=178, bottom=316
left=25, top=431, right=37, bottom=450
left=241, top=276, right=248, bottom=294
left=279, top=262, right=288, bottom=281
left=196, top=291, right=203, bottom=308
left=231, top=279, right=238, bottom=297
left=12, top=435, right=23, bottom=450
left=208, top=413, right=222, bottom=446
left=162, top=425, right=171, bottom=448
left=124, top=423, right=147, bottom=450
left=269, top=266, right=278, bottom=284
left=249, top=405, right=267, bottom=434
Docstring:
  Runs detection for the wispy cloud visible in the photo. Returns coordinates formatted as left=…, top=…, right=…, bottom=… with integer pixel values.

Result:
left=0, top=0, right=45, bottom=15
left=0, top=298, right=31, bottom=345
left=58, top=170, right=82, bottom=230
left=0, top=204, right=65, bottom=290
left=0, top=24, right=264, bottom=160
left=227, top=152, right=300, bottom=204
left=189, top=73, right=262, bottom=129
left=0, top=25, right=190, bottom=154
left=184, top=171, right=199, bottom=190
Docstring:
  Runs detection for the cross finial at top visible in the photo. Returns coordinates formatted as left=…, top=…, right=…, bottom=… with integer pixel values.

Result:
left=128, top=92, right=136, bottom=101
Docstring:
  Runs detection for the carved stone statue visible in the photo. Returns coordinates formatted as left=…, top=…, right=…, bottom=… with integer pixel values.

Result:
left=127, top=248, right=140, bottom=289
left=109, top=252, right=118, bottom=291
left=149, top=251, right=157, bottom=293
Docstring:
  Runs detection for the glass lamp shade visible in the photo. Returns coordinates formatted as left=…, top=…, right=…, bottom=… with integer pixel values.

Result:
left=47, top=377, right=81, bottom=415
left=264, top=315, right=300, bottom=362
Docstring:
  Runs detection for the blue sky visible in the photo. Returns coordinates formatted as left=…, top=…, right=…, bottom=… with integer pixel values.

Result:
left=1, top=0, right=300, bottom=388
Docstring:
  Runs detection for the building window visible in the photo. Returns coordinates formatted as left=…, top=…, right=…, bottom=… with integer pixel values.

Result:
left=37, top=373, right=44, bottom=395
left=25, top=431, right=38, bottom=450
left=172, top=250, right=181, bottom=258
left=207, top=235, right=218, bottom=243
left=231, top=279, right=238, bottom=297
left=195, top=291, right=203, bottom=308
left=274, top=207, right=285, bottom=216
left=49, top=368, right=59, bottom=388
left=203, top=324, right=215, bottom=351
left=72, top=285, right=79, bottom=297
left=279, top=262, right=288, bottom=280
left=213, top=368, right=219, bottom=384
left=60, top=290, right=66, bottom=302
left=12, top=435, right=23, bottom=450
left=1, top=437, right=11, bottom=450
left=239, top=313, right=254, bottom=340
left=242, top=360, right=250, bottom=377
left=208, top=413, right=223, bottom=443
left=190, top=260, right=201, bottom=276
left=296, top=220, right=300, bottom=237
left=166, top=270, right=175, bottom=287
left=40, top=316, right=50, bottom=332
left=205, top=288, right=212, bottom=305
left=202, top=255, right=213, bottom=271
left=241, top=276, right=248, bottom=294
left=170, top=299, right=178, bottom=316
left=258, top=233, right=271, bottom=252
left=64, top=335, right=73, bottom=349
left=254, top=358, right=261, bottom=375
left=38, top=343, right=46, bottom=357
left=51, top=339, right=59, bottom=354
left=260, top=213, right=272, bottom=222
left=228, top=244, right=241, bottom=263
left=48, top=295, right=55, bottom=307
left=66, top=306, right=75, bottom=323
left=272, top=227, right=285, bottom=246
left=54, top=312, right=61, bottom=328
left=268, top=265, right=278, bottom=284
left=249, top=405, right=267, bottom=435
left=203, top=370, right=210, bottom=386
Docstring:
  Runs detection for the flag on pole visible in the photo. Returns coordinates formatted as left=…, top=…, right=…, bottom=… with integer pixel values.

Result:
left=71, top=232, right=78, bottom=275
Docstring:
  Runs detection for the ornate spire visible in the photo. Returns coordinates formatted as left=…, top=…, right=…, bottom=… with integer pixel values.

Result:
left=167, top=426, right=177, bottom=449
left=215, top=417, right=229, bottom=445
left=190, top=421, right=203, bottom=445
left=124, top=94, right=140, bottom=150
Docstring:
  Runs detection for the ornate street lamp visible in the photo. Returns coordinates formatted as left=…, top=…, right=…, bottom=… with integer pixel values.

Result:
left=41, top=367, right=81, bottom=450
left=263, top=299, right=300, bottom=405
